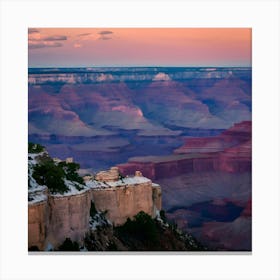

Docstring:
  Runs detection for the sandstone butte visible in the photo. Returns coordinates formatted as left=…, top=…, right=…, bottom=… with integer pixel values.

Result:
left=28, top=164, right=162, bottom=251
left=118, top=121, right=252, bottom=180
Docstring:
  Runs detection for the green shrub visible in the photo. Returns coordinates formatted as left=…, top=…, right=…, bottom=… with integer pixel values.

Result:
left=107, top=241, right=118, bottom=251
left=58, top=161, right=84, bottom=184
left=160, top=210, right=167, bottom=223
left=33, top=161, right=69, bottom=194
left=28, top=148, right=84, bottom=194
left=117, top=211, right=159, bottom=244
left=28, top=142, right=44, bottom=153
left=58, top=238, right=80, bottom=251
left=74, top=183, right=84, bottom=191
left=31, top=149, right=84, bottom=194
left=118, top=173, right=125, bottom=181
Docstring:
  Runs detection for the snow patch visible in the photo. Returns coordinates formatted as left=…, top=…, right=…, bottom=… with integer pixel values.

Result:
left=86, top=176, right=151, bottom=189
left=52, top=179, right=89, bottom=197
left=45, top=243, right=54, bottom=251
left=89, top=212, right=111, bottom=231
left=28, top=192, right=48, bottom=204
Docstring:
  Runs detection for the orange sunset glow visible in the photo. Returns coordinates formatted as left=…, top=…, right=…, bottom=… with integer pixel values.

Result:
left=28, top=28, right=251, bottom=67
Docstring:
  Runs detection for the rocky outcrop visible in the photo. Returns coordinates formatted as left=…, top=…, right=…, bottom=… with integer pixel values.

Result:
left=91, top=168, right=161, bottom=226
left=241, top=199, right=252, bottom=217
left=118, top=150, right=250, bottom=180
left=118, top=121, right=251, bottom=179
left=95, top=167, right=120, bottom=182
left=190, top=215, right=252, bottom=251
left=28, top=200, right=49, bottom=250
left=118, top=155, right=211, bottom=180
left=91, top=182, right=161, bottom=226
left=174, top=121, right=251, bottom=154
left=28, top=189, right=93, bottom=250
left=29, top=68, right=251, bottom=144
left=28, top=167, right=162, bottom=250
left=215, top=140, right=251, bottom=173
left=46, top=191, right=92, bottom=249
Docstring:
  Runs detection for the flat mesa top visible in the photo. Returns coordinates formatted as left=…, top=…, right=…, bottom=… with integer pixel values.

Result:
left=127, top=153, right=217, bottom=163
left=86, top=176, right=151, bottom=189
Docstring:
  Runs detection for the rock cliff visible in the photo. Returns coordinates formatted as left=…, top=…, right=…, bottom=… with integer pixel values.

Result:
left=46, top=191, right=92, bottom=249
left=28, top=150, right=162, bottom=250
left=91, top=182, right=161, bottom=226
left=174, top=121, right=251, bottom=154
left=118, top=121, right=251, bottom=179
left=28, top=200, right=48, bottom=250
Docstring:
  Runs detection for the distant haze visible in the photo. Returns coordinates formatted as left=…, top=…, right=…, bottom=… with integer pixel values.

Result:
left=28, top=28, right=251, bottom=67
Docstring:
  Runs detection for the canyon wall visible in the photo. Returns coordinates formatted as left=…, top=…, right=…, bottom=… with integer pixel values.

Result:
left=28, top=179, right=161, bottom=250
left=46, top=191, right=92, bottom=248
left=215, top=140, right=251, bottom=173
left=28, top=190, right=92, bottom=250
left=28, top=200, right=49, bottom=250
left=118, top=122, right=251, bottom=180
left=118, top=150, right=251, bottom=180
left=92, top=182, right=161, bottom=226
left=175, top=121, right=251, bottom=154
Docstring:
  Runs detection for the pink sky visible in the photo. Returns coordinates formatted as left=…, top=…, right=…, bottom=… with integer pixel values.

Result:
left=28, top=28, right=251, bottom=67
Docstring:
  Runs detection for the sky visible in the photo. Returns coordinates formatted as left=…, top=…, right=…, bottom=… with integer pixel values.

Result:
left=28, top=28, right=251, bottom=67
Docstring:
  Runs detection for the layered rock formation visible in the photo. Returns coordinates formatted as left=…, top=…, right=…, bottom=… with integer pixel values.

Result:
left=90, top=168, right=161, bottom=226
left=91, top=181, right=161, bottom=226
left=174, top=121, right=251, bottom=154
left=187, top=197, right=252, bottom=251
left=216, top=139, right=251, bottom=173
left=118, top=121, right=251, bottom=179
left=28, top=200, right=49, bottom=250
left=28, top=67, right=251, bottom=172
left=28, top=154, right=162, bottom=250
left=47, top=192, right=92, bottom=249
left=28, top=184, right=93, bottom=251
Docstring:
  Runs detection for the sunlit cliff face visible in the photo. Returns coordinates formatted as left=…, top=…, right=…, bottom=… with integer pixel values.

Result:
left=96, top=74, right=114, bottom=82
left=112, top=105, right=143, bottom=117
left=153, top=72, right=171, bottom=81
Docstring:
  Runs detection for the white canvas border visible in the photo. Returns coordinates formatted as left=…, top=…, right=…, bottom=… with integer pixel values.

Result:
left=0, top=0, right=279, bottom=279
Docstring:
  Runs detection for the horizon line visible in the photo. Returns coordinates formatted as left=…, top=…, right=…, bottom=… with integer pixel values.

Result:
left=28, top=65, right=252, bottom=69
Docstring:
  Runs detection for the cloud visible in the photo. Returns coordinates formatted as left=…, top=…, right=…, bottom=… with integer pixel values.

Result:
left=76, top=33, right=96, bottom=41
left=98, top=30, right=113, bottom=35
left=28, top=33, right=67, bottom=49
left=43, top=35, right=67, bottom=41
left=29, top=41, right=63, bottom=49
left=74, top=43, right=82, bottom=48
left=28, top=28, right=40, bottom=34
left=98, top=36, right=112, bottom=40
left=98, top=31, right=113, bottom=40
left=77, top=33, right=92, bottom=37
left=75, top=31, right=114, bottom=41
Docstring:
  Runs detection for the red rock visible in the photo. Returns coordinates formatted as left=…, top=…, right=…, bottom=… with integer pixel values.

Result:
left=241, top=199, right=252, bottom=217
left=175, top=121, right=251, bottom=154
left=216, top=140, right=251, bottom=173
left=118, top=121, right=252, bottom=179
left=197, top=216, right=252, bottom=250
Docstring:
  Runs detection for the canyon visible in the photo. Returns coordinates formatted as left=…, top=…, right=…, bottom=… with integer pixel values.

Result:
left=118, top=121, right=251, bottom=179
left=28, top=154, right=161, bottom=250
left=28, top=67, right=251, bottom=173
left=28, top=67, right=252, bottom=251
left=118, top=121, right=252, bottom=250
